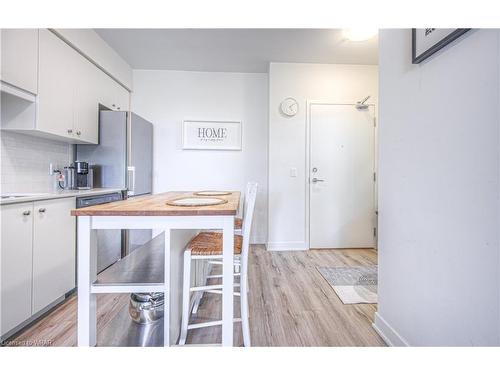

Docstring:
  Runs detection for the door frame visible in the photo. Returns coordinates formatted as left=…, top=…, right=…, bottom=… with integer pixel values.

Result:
left=305, top=101, right=378, bottom=250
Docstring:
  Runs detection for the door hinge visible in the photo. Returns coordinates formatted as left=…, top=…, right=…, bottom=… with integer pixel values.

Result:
left=373, top=172, right=376, bottom=182
left=373, top=227, right=377, bottom=237
left=373, top=117, right=377, bottom=127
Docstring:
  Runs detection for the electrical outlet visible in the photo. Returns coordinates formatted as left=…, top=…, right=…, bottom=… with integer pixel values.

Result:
left=290, top=167, right=298, bottom=177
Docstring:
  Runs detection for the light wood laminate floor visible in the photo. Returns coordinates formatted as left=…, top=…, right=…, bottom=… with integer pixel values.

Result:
left=5, top=246, right=384, bottom=347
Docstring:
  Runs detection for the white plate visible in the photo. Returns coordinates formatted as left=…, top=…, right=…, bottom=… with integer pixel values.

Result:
left=166, top=197, right=227, bottom=207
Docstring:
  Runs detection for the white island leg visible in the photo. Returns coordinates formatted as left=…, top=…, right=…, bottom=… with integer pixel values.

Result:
left=221, top=216, right=235, bottom=346
left=77, top=216, right=97, bottom=347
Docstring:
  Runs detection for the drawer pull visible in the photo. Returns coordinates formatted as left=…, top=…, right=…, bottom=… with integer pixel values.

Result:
left=22, top=210, right=31, bottom=216
left=39, top=208, right=46, bottom=213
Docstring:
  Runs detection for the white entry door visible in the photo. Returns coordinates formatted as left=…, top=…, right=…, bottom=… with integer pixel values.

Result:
left=309, top=104, right=375, bottom=249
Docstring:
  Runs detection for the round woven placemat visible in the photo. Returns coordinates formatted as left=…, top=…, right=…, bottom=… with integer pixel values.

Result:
left=194, top=190, right=231, bottom=196
left=165, top=196, right=228, bottom=207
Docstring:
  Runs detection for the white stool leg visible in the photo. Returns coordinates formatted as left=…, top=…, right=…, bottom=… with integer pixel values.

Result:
left=178, top=250, right=191, bottom=345
left=192, top=261, right=211, bottom=314
left=240, top=270, right=251, bottom=347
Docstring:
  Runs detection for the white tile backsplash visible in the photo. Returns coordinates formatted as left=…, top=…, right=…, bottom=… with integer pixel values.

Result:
left=0, top=132, right=72, bottom=193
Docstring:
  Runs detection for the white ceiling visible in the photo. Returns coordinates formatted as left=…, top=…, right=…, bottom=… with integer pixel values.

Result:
left=95, top=29, right=378, bottom=73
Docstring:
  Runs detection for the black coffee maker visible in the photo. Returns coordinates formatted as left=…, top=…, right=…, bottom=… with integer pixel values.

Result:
left=74, top=161, right=94, bottom=190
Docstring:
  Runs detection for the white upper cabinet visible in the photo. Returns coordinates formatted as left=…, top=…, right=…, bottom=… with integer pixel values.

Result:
left=1, top=29, right=130, bottom=144
left=38, top=29, right=79, bottom=140
left=97, top=67, right=130, bottom=112
left=73, top=52, right=103, bottom=144
left=53, top=29, right=133, bottom=91
left=114, top=80, right=130, bottom=112
left=0, top=29, right=39, bottom=94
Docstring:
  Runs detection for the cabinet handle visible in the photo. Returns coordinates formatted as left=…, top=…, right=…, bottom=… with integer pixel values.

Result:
left=22, top=210, right=31, bottom=216
left=67, top=129, right=73, bottom=134
left=76, top=130, right=81, bottom=136
left=38, top=208, right=46, bottom=213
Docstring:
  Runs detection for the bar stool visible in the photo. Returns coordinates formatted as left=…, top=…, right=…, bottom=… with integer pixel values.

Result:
left=178, top=182, right=258, bottom=346
left=191, top=182, right=253, bottom=314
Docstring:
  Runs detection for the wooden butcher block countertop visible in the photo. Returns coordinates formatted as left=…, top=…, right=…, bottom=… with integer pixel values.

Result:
left=71, top=191, right=240, bottom=216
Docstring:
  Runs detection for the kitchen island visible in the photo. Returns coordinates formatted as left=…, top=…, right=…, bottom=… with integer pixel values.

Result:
left=71, top=191, right=240, bottom=347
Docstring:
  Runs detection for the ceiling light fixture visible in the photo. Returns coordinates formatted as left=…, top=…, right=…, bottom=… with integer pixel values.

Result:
left=342, top=28, right=378, bottom=42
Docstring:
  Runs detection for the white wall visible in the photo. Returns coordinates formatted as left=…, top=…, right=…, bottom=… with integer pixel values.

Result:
left=0, top=132, right=71, bottom=193
left=268, top=63, right=378, bottom=250
left=131, top=70, right=268, bottom=243
left=376, top=29, right=500, bottom=346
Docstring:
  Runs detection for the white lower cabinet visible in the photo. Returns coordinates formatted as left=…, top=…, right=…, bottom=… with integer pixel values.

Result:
left=0, top=203, right=34, bottom=336
left=32, top=198, right=76, bottom=314
left=0, top=198, right=76, bottom=337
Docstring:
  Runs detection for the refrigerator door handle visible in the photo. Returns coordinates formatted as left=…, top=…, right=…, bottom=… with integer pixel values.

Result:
left=127, top=166, right=136, bottom=196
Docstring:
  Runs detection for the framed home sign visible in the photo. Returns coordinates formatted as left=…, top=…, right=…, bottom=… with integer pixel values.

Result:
left=412, top=28, right=470, bottom=64
left=182, top=120, right=242, bottom=150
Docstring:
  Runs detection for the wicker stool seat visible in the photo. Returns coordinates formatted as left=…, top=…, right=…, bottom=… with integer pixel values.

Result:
left=235, top=217, right=243, bottom=230
left=187, top=232, right=243, bottom=256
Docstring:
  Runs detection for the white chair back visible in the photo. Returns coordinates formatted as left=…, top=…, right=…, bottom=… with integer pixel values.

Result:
left=240, top=182, right=258, bottom=273
left=238, top=182, right=253, bottom=220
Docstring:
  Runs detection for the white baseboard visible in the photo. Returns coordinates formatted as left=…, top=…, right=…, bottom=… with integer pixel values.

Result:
left=250, top=236, right=267, bottom=245
left=266, top=241, right=308, bottom=251
left=372, top=312, right=409, bottom=347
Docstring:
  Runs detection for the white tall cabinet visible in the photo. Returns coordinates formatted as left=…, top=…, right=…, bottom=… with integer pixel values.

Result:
left=0, top=198, right=76, bottom=337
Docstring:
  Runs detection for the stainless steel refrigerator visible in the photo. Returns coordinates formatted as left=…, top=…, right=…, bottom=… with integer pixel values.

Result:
left=76, top=110, right=153, bottom=272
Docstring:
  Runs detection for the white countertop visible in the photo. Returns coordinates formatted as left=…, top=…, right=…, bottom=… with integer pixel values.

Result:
left=0, top=188, right=125, bottom=205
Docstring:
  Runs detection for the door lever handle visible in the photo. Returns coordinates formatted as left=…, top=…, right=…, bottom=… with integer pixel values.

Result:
left=312, top=178, right=325, bottom=183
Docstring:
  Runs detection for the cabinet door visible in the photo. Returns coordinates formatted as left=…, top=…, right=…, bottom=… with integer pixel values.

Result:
left=73, top=56, right=100, bottom=144
left=99, top=74, right=129, bottom=111
left=96, top=68, right=116, bottom=110
left=32, top=198, right=76, bottom=314
left=0, top=29, right=39, bottom=94
left=0, top=203, right=33, bottom=336
left=114, top=82, right=130, bottom=112
left=38, top=29, right=77, bottom=139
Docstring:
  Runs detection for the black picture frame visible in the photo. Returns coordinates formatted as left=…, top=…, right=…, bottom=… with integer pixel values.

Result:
left=412, top=29, right=471, bottom=64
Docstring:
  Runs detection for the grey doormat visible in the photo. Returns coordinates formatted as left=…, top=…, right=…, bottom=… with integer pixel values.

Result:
left=317, top=266, right=378, bottom=304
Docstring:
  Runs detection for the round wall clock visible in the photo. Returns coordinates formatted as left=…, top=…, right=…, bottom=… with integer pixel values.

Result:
left=280, top=97, right=299, bottom=117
